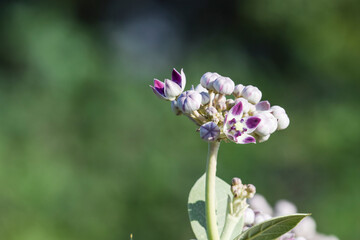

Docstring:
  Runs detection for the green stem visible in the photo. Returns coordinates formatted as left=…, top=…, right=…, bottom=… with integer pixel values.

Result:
left=205, top=141, right=221, bottom=240
left=220, top=215, right=244, bottom=240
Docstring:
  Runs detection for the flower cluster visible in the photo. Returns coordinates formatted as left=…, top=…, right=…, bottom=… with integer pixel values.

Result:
left=244, top=194, right=339, bottom=240
left=150, top=69, right=290, bottom=144
left=229, top=177, right=256, bottom=218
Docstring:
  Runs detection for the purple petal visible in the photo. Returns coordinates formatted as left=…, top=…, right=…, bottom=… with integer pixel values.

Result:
left=154, top=79, right=165, bottom=95
left=256, top=101, right=270, bottom=111
left=246, top=117, right=261, bottom=129
left=242, top=136, right=256, bottom=144
left=150, top=79, right=166, bottom=98
left=231, top=102, right=243, bottom=116
left=172, top=68, right=182, bottom=87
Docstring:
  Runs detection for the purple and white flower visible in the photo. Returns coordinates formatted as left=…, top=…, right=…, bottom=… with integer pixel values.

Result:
left=200, top=122, right=220, bottom=141
left=254, top=112, right=278, bottom=136
left=150, top=68, right=186, bottom=101
left=177, top=90, right=202, bottom=114
left=223, top=102, right=261, bottom=144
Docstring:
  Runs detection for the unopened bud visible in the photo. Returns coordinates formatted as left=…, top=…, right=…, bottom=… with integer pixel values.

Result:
left=200, top=72, right=220, bottom=90
left=177, top=90, right=202, bottom=114
left=276, top=113, right=290, bottom=130
left=274, top=200, right=297, bottom=217
left=199, top=122, right=220, bottom=141
left=195, top=84, right=208, bottom=93
left=245, top=184, right=256, bottom=198
left=206, top=106, right=218, bottom=117
left=271, top=106, right=286, bottom=117
left=200, top=92, right=210, bottom=105
left=254, top=112, right=278, bottom=136
left=213, top=77, right=235, bottom=95
left=294, top=217, right=317, bottom=238
left=255, top=101, right=271, bottom=111
left=255, top=134, right=270, bottom=143
left=242, top=85, right=262, bottom=104
left=171, top=101, right=182, bottom=116
left=244, top=208, right=255, bottom=225
left=164, top=79, right=182, bottom=100
left=232, top=177, right=242, bottom=186
left=279, top=233, right=296, bottom=240
left=270, top=106, right=289, bottom=130
left=233, top=84, right=245, bottom=98
left=254, top=212, right=271, bottom=225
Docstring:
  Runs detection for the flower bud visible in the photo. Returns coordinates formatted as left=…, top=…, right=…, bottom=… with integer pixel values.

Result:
left=270, top=105, right=289, bottom=130
left=274, top=200, right=297, bottom=216
left=200, top=92, right=210, bottom=105
left=255, top=134, right=270, bottom=143
left=164, top=79, right=182, bottom=100
left=248, top=194, right=273, bottom=216
left=234, top=98, right=251, bottom=113
left=255, top=101, right=271, bottom=111
left=233, top=84, right=245, bottom=98
left=254, top=112, right=278, bottom=136
left=245, top=184, right=256, bottom=198
left=171, top=101, right=182, bottom=116
left=276, top=113, right=290, bottom=130
left=280, top=233, right=296, bottom=240
left=243, top=208, right=255, bottom=225
left=254, top=212, right=271, bottom=225
left=294, top=237, right=307, bottom=240
left=199, top=122, right=220, bottom=141
left=242, top=85, right=262, bottom=104
left=177, top=90, right=202, bottom=114
left=294, top=217, right=316, bottom=238
left=232, top=177, right=242, bottom=186
left=206, top=106, right=218, bottom=117
left=271, top=105, right=286, bottom=117
left=213, top=77, right=235, bottom=95
left=195, top=84, right=208, bottom=93
left=200, top=72, right=220, bottom=90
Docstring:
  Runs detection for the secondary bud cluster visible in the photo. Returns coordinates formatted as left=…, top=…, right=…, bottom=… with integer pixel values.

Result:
left=150, top=68, right=290, bottom=144
left=245, top=194, right=338, bottom=240
left=231, top=177, right=256, bottom=199
left=229, top=177, right=256, bottom=218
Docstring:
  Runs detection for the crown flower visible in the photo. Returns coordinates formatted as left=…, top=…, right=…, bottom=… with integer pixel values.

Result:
left=150, top=68, right=186, bottom=101
left=149, top=69, right=332, bottom=240
left=150, top=68, right=290, bottom=144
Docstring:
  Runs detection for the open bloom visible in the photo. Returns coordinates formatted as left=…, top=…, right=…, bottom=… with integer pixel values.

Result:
left=150, top=68, right=186, bottom=101
left=223, top=102, right=261, bottom=144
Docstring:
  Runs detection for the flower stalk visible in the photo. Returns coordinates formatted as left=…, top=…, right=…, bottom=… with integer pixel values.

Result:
left=205, top=141, right=221, bottom=240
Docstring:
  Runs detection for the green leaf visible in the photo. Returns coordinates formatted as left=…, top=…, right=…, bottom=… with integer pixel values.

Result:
left=188, top=174, right=244, bottom=240
left=234, top=214, right=310, bottom=240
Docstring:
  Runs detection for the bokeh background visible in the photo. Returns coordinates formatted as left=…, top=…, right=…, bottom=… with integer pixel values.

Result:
left=0, top=0, right=359, bottom=239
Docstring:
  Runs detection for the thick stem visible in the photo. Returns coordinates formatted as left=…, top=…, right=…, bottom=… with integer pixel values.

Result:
left=205, top=141, right=221, bottom=240
left=220, top=215, right=243, bottom=240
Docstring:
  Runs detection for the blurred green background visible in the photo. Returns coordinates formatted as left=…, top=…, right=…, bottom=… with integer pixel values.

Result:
left=0, top=0, right=359, bottom=239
